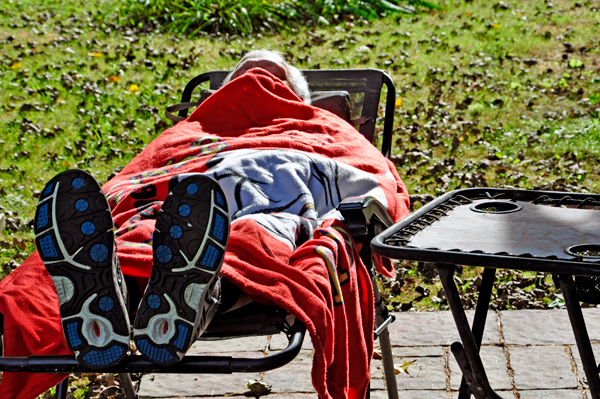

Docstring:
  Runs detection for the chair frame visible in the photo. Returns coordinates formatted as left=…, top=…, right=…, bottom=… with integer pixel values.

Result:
left=0, top=68, right=400, bottom=399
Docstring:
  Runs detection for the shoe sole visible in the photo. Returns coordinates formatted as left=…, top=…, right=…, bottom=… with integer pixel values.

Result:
left=133, top=174, right=229, bottom=365
left=34, top=170, right=130, bottom=369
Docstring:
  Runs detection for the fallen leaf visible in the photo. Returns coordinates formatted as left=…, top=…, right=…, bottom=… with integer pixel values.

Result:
left=247, top=379, right=272, bottom=396
left=98, top=373, right=115, bottom=386
left=108, top=76, right=121, bottom=83
left=88, top=51, right=103, bottom=57
left=493, top=1, right=511, bottom=10
left=415, top=285, right=430, bottom=297
left=12, top=238, right=27, bottom=250
left=373, top=347, right=383, bottom=359
left=394, top=360, right=415, bottom=374
left=224, top=379, right=272, bottom=397
left=20, top=103, right=36, bottom=112
left=5, top=260, right=19, bottom=269
left=395, top=97, right=402, bottom=108
left=491, top=24, right=501, bottom=29
left=11, top=62, right=23, bottom=70
left=492, top=98, right=504, bottom=107
left=94, top=386, right=120, bottom=398
left=451, top=135, right=460, bottom=153
left=128, top=84, right=140, bottom=93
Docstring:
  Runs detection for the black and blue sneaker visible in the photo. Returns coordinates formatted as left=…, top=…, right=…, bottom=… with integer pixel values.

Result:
left=133, top=174, right=229, bottom=365
left=34, top=170, right=130, bottom=369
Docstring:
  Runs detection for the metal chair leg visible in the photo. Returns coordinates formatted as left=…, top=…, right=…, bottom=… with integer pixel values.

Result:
left=436, top=263, right=503, bottom=399
left=458, top=267, right=496, bottom=399
left=373, top=282, right=399, bottom=399
left=119, top=373, right=138, bottom=399
left=560, top=275, right=600, bottom=399
left=55, top=377, right=69, bottom=399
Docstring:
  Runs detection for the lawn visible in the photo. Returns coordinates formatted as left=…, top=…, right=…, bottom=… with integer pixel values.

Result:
left=1, top=0, right=599, bottom=396
left=2, top=0, right=599, bottom=307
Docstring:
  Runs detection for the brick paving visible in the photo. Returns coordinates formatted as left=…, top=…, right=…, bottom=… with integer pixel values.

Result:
left=137, top=308, right=600, bottom=398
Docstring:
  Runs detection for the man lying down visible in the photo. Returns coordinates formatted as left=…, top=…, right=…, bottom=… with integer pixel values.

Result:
left=0, top=50, right=410, bottom=399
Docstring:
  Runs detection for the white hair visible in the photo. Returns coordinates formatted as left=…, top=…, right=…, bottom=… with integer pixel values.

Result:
left=223, top=50, right=311, bottom=105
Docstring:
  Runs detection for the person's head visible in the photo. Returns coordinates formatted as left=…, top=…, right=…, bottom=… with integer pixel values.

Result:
left=223, top=50, right=311, bottom=105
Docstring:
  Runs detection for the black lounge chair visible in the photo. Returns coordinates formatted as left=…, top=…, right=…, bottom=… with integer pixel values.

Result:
left=0, top=68, right=401, bottom=399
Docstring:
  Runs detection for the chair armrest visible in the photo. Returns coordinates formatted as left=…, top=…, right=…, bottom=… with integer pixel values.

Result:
left=337, top=196, right=394, bottom=236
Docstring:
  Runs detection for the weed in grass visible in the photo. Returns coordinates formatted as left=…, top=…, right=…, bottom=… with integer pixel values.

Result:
left=119, top=0, right=439, bottom=35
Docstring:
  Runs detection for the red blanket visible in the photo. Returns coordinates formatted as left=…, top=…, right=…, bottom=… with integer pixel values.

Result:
left=109, top=69, right=408, bottom=276
left=0, top=69, right=409, bottom=399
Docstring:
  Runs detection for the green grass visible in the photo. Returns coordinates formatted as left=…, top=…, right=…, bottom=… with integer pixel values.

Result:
left=1, top=0, right=599, bottom=287
left=380, top=261, right=561, bottom=312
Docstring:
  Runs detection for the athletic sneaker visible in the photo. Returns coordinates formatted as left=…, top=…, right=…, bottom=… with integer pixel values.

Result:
left=133, top=174, right=229, bottom=365
left=34, top=170, right=130, bottom=369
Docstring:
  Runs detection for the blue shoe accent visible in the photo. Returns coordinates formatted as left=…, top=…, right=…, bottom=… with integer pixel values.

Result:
left=178, top=204, right=191, bottom=217
left=215, top=192, right=225, bottom=207
left=199, top=244, right=220, bottom=269
left=81, top=345, right=126, bottom=366
left=169, top=225, right=182, bottom=239
left=212, top=213, right=225, bottom=241
left=187, top=183, right=198, bottom=195
left=66, top=322, right=82, bottom=347
left=81, top=221, right=96, bottom=235
left=173, top=324, right=189, bottom=350
left=137, top=339, right=174, bottom=363
left=39, top=234, right=59, bottom=258
left=35, top=170, right=130, bottom=369
left=75, top=199, right=89, bottom=212
left=90, top=243, right=109, bottom=262
left=134, top=175, right=230, bottom=365
left=72, top=178, right=85, bottom=189
left=156, top=245, right=173, bottom=263
left=147, top=294, right=161, bottom=309
left=99, top=296, right=114, bottom=311
left=42, top=183, right=54, bottom=196
left=37, top=203, right=50, bottom=229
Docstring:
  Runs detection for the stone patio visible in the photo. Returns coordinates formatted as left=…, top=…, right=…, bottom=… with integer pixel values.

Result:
left=136, top=308, right=600, bottom=398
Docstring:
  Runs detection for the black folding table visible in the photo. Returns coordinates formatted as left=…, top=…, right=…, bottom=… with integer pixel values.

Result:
left=372, top=188, right=600, bottom=399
